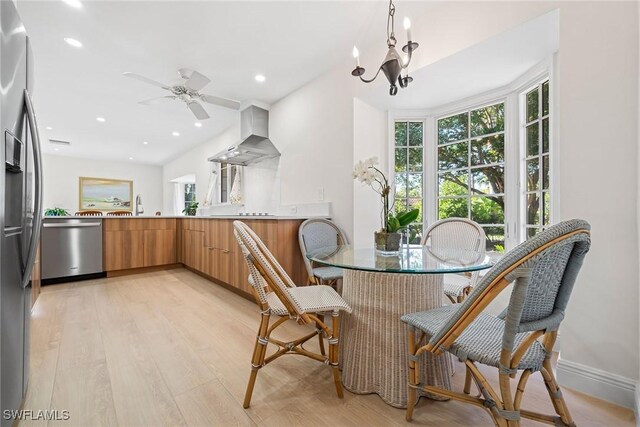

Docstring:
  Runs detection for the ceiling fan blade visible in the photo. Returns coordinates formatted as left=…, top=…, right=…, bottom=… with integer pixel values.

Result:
left=184, top=70, right=211, bottom=91
left=123, top=72, right=171, bottom=89
left=138, top=96, right=177, bottom=105
left=187, top=101, right=210, bottom=120
left=178, top=68, right=193, bottom=80
left=200, top=94, right=241, bottom=110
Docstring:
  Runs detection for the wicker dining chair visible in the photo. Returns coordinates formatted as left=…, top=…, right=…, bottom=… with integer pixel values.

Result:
left=298, top=218, right=347, bottom=287
left=402, top=219, right=591, bottom=426
left=106, top=210, right=132, bottom=216
left=422, top=218, right=486, bottom=303
left=233, top=220, right=352, bottom=408
left=75, top=210, right=103, bottom=216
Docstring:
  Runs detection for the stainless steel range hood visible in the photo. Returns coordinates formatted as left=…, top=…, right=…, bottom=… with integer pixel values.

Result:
left=208, top=105, right=280, bottom=166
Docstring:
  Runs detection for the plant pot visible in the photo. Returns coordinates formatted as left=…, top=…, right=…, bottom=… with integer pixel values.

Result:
left=374, top=231, right=401, bottom=255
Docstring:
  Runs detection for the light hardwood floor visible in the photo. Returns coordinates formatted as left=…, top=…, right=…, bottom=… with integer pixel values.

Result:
left=22, top=269, right=634, bottom=426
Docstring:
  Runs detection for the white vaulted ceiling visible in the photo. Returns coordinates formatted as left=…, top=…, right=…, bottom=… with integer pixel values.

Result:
left=18, top=1, right=415, bottom=164
left=360, top=10, right=560, bottom=111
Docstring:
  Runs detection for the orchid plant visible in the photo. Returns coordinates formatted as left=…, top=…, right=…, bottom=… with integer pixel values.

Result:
left=353, top=157, right=419, bottom=234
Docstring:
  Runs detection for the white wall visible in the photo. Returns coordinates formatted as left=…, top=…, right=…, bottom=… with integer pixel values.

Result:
left=353, top=98, right=387, bottom=247
left=42, top=154, right=163, bottom=214
left=268, top=66, right=363, bottom=237
left=162, top=124, right=282, bottom=216
left=552, top=2, right=638, bottom=407
left=163, top=125, right=238, bottom=215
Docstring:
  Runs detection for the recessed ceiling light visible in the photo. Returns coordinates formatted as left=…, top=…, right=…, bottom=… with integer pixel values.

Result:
left=54, top=148, right=59, bottom=151
left=194, top=122, right=202, bottom=128
left=143, top=141, right=148, bottom=145
left=172, top=131, right=180, bottom=136
left=61, top=0, right=82, bottom=8
left=96, top=117, right=106, bottom=122
left=63, top=37, right=83, bottom=48
left=45, top=126, right=53, bottom=130
left=129, top=157, right=134, bottom=160
left=255, top=74, right=266, bottom=83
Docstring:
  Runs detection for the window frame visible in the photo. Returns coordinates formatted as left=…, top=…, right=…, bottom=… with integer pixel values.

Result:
left=518, top=77, right=553, bottom=240
left=218, top=162, right=240, bottom=204
left=434, top=99, right=509, bottom=251
left=388, top=56, right=556, bottom=251
left=183, top=182, right=196, bottom=211
left=391, top=119, right=426, bottom=243
left=388, top=115, right=428, bottom=241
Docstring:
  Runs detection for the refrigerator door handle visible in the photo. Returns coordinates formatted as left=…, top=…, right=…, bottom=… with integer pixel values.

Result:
left=21, top=88, right=43, bottom=288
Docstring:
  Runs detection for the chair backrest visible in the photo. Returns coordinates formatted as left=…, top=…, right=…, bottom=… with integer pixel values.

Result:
left=298, top=219, right=348, bottom=280
left=106, top=210, right=133, bottom=216
left=422, top=218, right=486, bottom=252
left=427, top=219, right=591, bottom=354
left=234, top=221, right=311, bottom=323
left=422, top=218, right=486, bottom=284
left=75, top=210, right=103, bottom=216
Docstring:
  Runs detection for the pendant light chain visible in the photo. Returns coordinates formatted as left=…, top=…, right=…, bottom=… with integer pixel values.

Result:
left=387, top=0, right=396, bottom=48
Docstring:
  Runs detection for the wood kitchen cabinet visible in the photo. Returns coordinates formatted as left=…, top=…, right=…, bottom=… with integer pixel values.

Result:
left=143, top=229, right=176, bottom=266
left=198, top=218, right=306, bottom=294
left=101, top=217, right=307, bottom=299
left=182, top=229, right=204, bottom=272
left=104, top=219, right=177, bottom=272
left=103, top=230, right=145, bottom=270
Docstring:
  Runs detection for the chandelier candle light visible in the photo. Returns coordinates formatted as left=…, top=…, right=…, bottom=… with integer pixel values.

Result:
left=351, top=0, right=419, bottom=96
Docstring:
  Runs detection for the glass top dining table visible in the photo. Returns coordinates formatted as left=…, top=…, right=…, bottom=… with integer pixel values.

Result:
left=305, top=243, right=496, bottom=408
left=306, top=244, right=494, bottom=275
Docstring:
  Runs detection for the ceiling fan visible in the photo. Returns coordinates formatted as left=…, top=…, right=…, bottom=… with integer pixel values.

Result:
left=123, top=68, right=241, bottom=120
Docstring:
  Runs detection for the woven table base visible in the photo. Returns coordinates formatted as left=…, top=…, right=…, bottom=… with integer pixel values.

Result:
left=340, top=269, right=452, bottom=408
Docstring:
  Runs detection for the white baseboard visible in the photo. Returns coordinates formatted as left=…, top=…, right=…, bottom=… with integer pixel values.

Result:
left=556, top=359, right=636, bottom=409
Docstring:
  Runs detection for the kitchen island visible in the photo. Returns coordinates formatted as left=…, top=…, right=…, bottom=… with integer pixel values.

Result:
left=100, top=216, right=312, bottom=299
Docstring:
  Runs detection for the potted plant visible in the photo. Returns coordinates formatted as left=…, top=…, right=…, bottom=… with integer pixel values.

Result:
left=182, top=201, right=199, bottom=216
left=44, top=207, right=70, bottom=216
left=353, top=157, right=419, bottom=254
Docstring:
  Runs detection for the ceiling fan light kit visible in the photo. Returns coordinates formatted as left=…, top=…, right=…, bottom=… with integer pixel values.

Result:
left=123, top=68, right=241, bottom=120
left=351, top=0, right=418, bottom=96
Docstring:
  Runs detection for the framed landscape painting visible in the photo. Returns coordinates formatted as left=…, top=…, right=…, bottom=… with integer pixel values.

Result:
left=79, top=177, right=133, bottom=211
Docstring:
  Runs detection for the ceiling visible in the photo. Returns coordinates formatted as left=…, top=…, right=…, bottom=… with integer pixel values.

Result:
left=360, top=10, right=559, bottom=111
left=18, top=1, right=414, bottom=165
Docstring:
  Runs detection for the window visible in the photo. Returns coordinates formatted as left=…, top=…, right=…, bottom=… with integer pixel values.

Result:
left=436, top=102, right=506, bottom=251
left=522, top=80, right=550, bottom=238
left=394, top=121, right=424, bottom=243
left=391, top=68, right=553, bottom=251
left=219, top=162, right=239, bottom=204
left=184, top=183, right=196, bottom=211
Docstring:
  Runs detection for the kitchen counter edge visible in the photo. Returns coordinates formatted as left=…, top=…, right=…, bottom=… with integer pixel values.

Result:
left=43, top=215, right=330, bottom=220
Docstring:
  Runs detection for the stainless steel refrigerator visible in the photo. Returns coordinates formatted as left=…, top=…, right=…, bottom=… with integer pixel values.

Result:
left=0, top=1, right=43, bottom=424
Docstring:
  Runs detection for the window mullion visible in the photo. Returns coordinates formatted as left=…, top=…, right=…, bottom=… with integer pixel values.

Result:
left=538, top=82, right=543, bottom=229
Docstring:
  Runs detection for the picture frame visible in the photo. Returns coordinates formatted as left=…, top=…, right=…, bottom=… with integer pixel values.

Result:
left=79, top=177, right=133, bottom=212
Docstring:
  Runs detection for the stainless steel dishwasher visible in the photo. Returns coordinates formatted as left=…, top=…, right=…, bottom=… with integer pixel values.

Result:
left=41, top=218, right=103, bottom=280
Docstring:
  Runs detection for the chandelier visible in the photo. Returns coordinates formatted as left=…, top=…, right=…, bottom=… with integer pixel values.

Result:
left=351, top=0, right=418, bottom=96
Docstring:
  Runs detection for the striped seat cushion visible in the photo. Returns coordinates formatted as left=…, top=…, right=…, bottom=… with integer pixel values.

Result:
left=443, top=274, right=472, bottom=297
left=313, top=266, right=343, bottom=281
left=402, top=305, right=547, bottom=371
left=266, top=285, right=352, bottom=316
